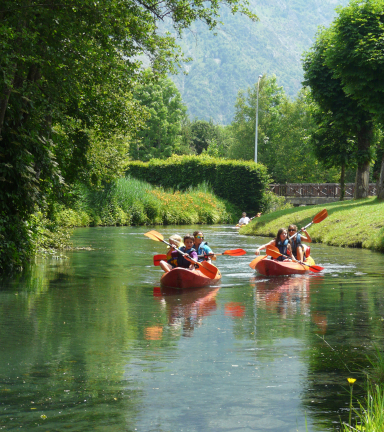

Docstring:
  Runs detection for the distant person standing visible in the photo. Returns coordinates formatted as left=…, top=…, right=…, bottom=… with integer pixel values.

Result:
left=238, top=212, right=250, bottom=225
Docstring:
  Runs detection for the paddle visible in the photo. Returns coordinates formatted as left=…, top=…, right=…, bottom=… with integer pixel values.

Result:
left=289, top=208, right=328, bottom=241
left=144, top=230, right=219, bottom=279
left=153, top=254, right=168, bottom=266
left=249, top=255, right=267, bottom=269
left=202, top=248, right=246, bottom=257
left=153, top=248, right=246, bottom=266
left=266, top=246, right=323, bottom=273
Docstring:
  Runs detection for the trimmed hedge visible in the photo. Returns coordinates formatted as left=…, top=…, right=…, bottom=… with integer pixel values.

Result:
left=126, top=155, right=270, bottom=213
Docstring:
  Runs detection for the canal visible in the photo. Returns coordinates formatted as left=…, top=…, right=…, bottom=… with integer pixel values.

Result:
left=1, top=224, right=383, bottom=431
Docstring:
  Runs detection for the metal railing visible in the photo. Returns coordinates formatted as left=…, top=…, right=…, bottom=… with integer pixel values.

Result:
left=270, top=183, right=377, bottom=198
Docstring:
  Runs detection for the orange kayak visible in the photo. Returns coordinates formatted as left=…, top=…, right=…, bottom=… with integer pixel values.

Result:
left=255, top=256, right=316, bottom=276
left=160, top=267, right=222, bottom=289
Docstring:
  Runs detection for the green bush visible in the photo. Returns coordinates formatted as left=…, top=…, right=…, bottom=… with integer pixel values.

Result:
left=261, top=190, right=293, bottom=214
left=126, top=154, right=270, bottom=213
left=72, top=177, right=239, bottom=226
left=0, top=212, right=72, bottom=274
left=54, top=207, right=91, bottom=227
left=0, top=213, right=35, bottom=273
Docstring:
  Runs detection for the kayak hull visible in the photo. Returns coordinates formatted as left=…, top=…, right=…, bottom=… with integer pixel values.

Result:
left=160, top=267, right=222, bottom=289
left=255, top=256, right=316, bottom=277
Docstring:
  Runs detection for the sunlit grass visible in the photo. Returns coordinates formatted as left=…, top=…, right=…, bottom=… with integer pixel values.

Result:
left=341, top=384, right=384, bottom=432
left=240, top=198, right=384, bottom=252
left=56, top=177, right=238, bottom=226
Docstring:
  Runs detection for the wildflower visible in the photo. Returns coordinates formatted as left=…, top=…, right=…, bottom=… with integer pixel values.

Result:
left=347, top=378, right=356, bottom=385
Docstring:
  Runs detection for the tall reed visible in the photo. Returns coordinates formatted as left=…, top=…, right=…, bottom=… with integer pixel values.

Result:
left=341, top=384, right=384, bottom=432
left=55, top=177, right=239, bottom=226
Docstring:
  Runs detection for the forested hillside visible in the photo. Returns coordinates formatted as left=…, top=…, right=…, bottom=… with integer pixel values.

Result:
left=170, top=0, right=349, bottom=123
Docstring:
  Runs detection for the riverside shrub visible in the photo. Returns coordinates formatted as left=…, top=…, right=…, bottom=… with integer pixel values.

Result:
left=126, top=155, right=270, bottom=213
left=66, top=177, right=239, bottom=226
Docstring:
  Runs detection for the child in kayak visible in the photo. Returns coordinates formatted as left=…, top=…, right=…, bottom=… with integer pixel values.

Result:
left=255, top=228, right=292, bottom=261
left=166, top=234, right=183, bottom=268
left=193, top=231, right=214, bottom=262
left=160, top=234, right=198, bottom=272
left=288, top=224, right=312, bottom=261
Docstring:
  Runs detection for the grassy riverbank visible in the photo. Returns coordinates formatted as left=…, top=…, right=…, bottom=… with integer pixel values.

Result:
left=55, top=177, right=239, bottom=228
left=240, top=198, right=384, bottom=252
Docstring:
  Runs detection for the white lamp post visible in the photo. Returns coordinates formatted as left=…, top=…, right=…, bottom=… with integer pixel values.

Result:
left=254, top=74, right=262, bottom=163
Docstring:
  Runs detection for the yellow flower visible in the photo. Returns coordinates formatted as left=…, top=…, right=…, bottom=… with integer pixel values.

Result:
left=347, top=378, right=356, bottom=385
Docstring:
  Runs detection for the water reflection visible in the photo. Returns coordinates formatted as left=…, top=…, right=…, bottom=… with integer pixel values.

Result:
left=1, top=225, right=384, bottom=431
left=150, top=286, right=220, bottom=338
left=254, top=275, right=311, bottom=318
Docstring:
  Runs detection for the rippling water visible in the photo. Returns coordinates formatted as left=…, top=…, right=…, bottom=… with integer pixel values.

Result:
left=1, top=225, right=383, bottom=431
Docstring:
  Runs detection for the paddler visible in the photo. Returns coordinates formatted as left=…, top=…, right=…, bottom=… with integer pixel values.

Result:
left=193, top=231, right=215, bottom=262
left=288, top=224, right=312, bottom=262
left=165, top=234, right=183, bottom=268
left=238, top=212, right=250, bottom=226
left=160, top=234, right=197, bottom=273
left=255, top=228, right=292, bottom=261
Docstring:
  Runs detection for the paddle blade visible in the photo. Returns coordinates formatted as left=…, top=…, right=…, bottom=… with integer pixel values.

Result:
left=307, top=265, right=324, bottom=273
left=198, top=261, right=219, bottom=279
left=153, top=254, right=167, bottom=266
left=265, top=246, right=282, bottom=259
left=249, top=255, right=266, bottom=269
left=313, top=209, right=328, bottom=224
left=223, top=248, right=246, bottom=256
left=144, top=230, right=164, bottom=242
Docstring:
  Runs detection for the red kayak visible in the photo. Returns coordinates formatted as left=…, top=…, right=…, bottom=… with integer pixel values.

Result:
left=255, top=256, right=316, bottom=277
left=160, top=267, right=222, bottom=289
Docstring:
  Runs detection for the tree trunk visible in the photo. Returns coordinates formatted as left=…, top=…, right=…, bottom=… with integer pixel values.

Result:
left=354, top=124, right=372, bottom=199
left=340, top=163, right=345, bottom=201
left=0, top=87, right=11, bottom=139
left=354, top=161, right=370, bottom=199
left=377, top=153, right=384, bottom=200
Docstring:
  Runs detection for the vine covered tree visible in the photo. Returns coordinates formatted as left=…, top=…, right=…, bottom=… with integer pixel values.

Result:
left=0, top=0, right=257, bottom=271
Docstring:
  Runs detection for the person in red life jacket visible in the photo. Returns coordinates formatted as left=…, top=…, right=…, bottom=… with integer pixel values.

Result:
left=254, top=228, right=292, bottom=261
left=288, top=224, right=312, bottom=262
left=160, top=235, right=198, bottom=272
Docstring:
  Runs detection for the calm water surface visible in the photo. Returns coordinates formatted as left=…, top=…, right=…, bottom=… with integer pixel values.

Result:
left=1, top=225, right=384, bottom=432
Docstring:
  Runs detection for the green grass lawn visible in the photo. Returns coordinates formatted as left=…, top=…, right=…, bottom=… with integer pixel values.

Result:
left=240, top=198, right=384, bottom=252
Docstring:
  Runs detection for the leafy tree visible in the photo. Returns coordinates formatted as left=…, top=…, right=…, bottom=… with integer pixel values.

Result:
left=190, top=120, right=219, bottom=154
left=131, top=71, right=187, bottom=161
left=323, top=0, right=384, bottom=198
left=302, top=25, right=375, bottom=199
left=228, top=76, right=337, bottom=183
left=228, top=75, right=287, bottom=164
left=0, top=0, right=257, bottom=272
left=309, top=111, right=357, bottom=200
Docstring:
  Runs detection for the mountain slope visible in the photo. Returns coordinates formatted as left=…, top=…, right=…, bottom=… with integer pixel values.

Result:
left=170, top=0, right=349, bottom=124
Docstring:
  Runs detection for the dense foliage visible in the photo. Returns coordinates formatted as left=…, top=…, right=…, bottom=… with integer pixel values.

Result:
left=57, top=178, right=239, bottom=226
left=226, top=76, right=340, bottom=183
left=303, top=0, right=384, bottom=199
left=0, top=0, right=257, bottom=272
left=127, top=155, right=270, bottom=213
left=130, top=70, right=188, bottom=161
